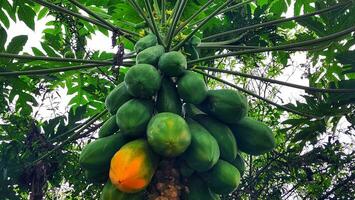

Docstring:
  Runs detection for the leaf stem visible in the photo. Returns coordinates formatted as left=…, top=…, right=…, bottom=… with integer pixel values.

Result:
left=189, top=26, right=355, bottom=64
left=173, top=0, right=214, bottom=35
left=29, top=109, right=108, bottom=167
left=0, top=52, right=113, bottom=64
left=195, top=66, right=355, bottom=93
left=166, top=0, right=187, bottom=50
left=202, top=1, right=351, bottom=41
left=67, top=0, right=139, bottom=37
left=193, top=69, right=318, bottom=118
left=143, top=0, right=165, bottom=47
left=172, top=0, right=234, bottom=51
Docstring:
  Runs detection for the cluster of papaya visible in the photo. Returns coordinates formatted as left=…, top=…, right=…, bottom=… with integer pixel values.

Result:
left=79, top=33, right=276, bottom=200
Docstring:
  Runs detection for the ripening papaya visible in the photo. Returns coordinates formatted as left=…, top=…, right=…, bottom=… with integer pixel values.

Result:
left=194, top=115, right=238, bottom=162
left=124, top=64, right=161, bottom=98
left=99, top=116, right=119, bottom=138
left=199, top=89, right=248, bottom=124
left=231, top=153, right=245, bottom=176
left=105, top=82, right=132, bottom=115
left=156, top=77, right=182, bottom=115
left=110, top=139, right=159, bottom=193
left=158, top=51, right=187, bottom=77
left=79, top=133, right=129, bottom=171
left=229, top=117, right=275, bottom=155
left=85, top=169, right=108, bottom=184
left=177, top=71, right=207, bottom=104
left=182, top=119, right=220, bottom=172
left=136, top=45, right=165, bottom=65
left=201, top=160, right=241, bottom=195
left=184, top=175, right=220, bottom=200
left=134, top=33, right=158, bottom=53
left=100, top=180, right=145, bottom=200
left=116, top=99, right=153, bottom=136
left=147, top=112, right=191, bottom=157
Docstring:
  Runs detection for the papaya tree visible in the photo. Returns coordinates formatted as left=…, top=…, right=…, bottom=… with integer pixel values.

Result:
left=0, top=0, right=354, bottom=199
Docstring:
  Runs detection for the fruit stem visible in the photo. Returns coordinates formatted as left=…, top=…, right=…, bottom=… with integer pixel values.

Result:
left=195, top=66, right=355, bottom=93
left=188, top=26, right=355, bottom=65
left=193, top=69, right=319, bottom=118
left=202, top=1, right=352, bottom=41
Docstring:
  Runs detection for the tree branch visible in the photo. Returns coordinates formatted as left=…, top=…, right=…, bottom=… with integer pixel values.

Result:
left=193, top=69, right=318, bottom=118
left=202, top=1, right=352, bottom=41
left=188, top=26, right=355, bottom=64
left=195, top=66, right=355, bottom=93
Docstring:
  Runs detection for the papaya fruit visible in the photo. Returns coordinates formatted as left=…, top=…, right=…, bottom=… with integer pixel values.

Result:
left=184, top=103, right=206, bottom=118
left=177, top=71, right=207, bottom=104
left=201, top=160, right=241, bottom=195
left=158, top=51, right=187, bottom=77
left=194, top=115, right=237, bottom=162
left=110, top=139, right=159, bottom=193
left=184, top=45, right=199, bottom=60
left=79, top=133, right=129, bottom=171
left=85, top=169, right=108, bottom=184
left=184, top=175, right=220, bottom=200
left=116, top=99, right=153, bottom=136
left=231, top=153, right=245, bottom=176
left=105, top=82, right=132, bottom=115
left=100, top=180, right=145, bottom=200
left=156, top=77, right=182, bottom=115
left=182, top=119, right=220, bottom=172
left=134, top=33, right=157, bottom=53
left=147, top=112, right=191, bottom=157
left=229, top=117, right=275, bottom=155
left=199, top=89, right=248, bottom=124
left=124, top=64, right=161, bottom=98
left=99, top=116, right=119, bottom=138
left=136, top=45, right=165, bottom=65
left=189, top=35, right=201, bottom=46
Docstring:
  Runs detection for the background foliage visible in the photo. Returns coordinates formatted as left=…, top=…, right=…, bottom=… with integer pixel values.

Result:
left=0, top=0, right=354, bottom=199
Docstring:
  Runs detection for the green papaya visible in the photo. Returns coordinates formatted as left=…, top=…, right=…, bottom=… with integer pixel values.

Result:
left=105, top=82, right=132, bottom=115
left=124, top=64, right=161, bottom=98
left=194, top=115, right=237, bottom=162
left=84, top=169, right=108, bottom=184
left=134, top=33, right=157, bottom=53
left=177, top=71, right=207, bottom=104
left=201, top=160, right=241, bottom=195
left=189, top=35, right=202, bottom=46
left=158, top=51, right=187, bottom=76
left=156, top=77, right=182, bottom=115
left=99, top=116, right=119, bottom=138
left=184, top=175, right=220, bottom=200
left=199, top=89, right=248, bottom=124
left=100, top=180, right=145, bottom=200
left=79, top=133, right=129, bottom=171
left=185, top=45, right=199, bottom=60
left=116, top=99, right=153, bottom=136
left=231, top=153, right=245, bottom=176
left=147, top=112, right=191, bottom=157
left=229, top=117, right=275, bottom=155
left=182, top=119, right=220, bottom=172
left=136, top=45, right=165, bottom=65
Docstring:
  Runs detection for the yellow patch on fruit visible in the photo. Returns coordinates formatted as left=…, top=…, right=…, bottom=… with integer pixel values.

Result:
left=109, top=139, right=158, bottom=193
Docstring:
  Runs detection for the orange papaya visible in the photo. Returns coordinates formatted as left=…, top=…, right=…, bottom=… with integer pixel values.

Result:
left=110, top=139, right=159, bottom=193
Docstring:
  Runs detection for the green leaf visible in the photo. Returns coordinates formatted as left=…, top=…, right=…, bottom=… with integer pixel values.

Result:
left=6, top=35, right=28, bottom=54
left=335, top=51, right=355, bottom=66
left=0, top=9, right=10, bottom=28
left=0, top=26, right=7, bottom=51
left=18, top=4, right=36, bottom=30
left=37, top=7, right=49, bottom=20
